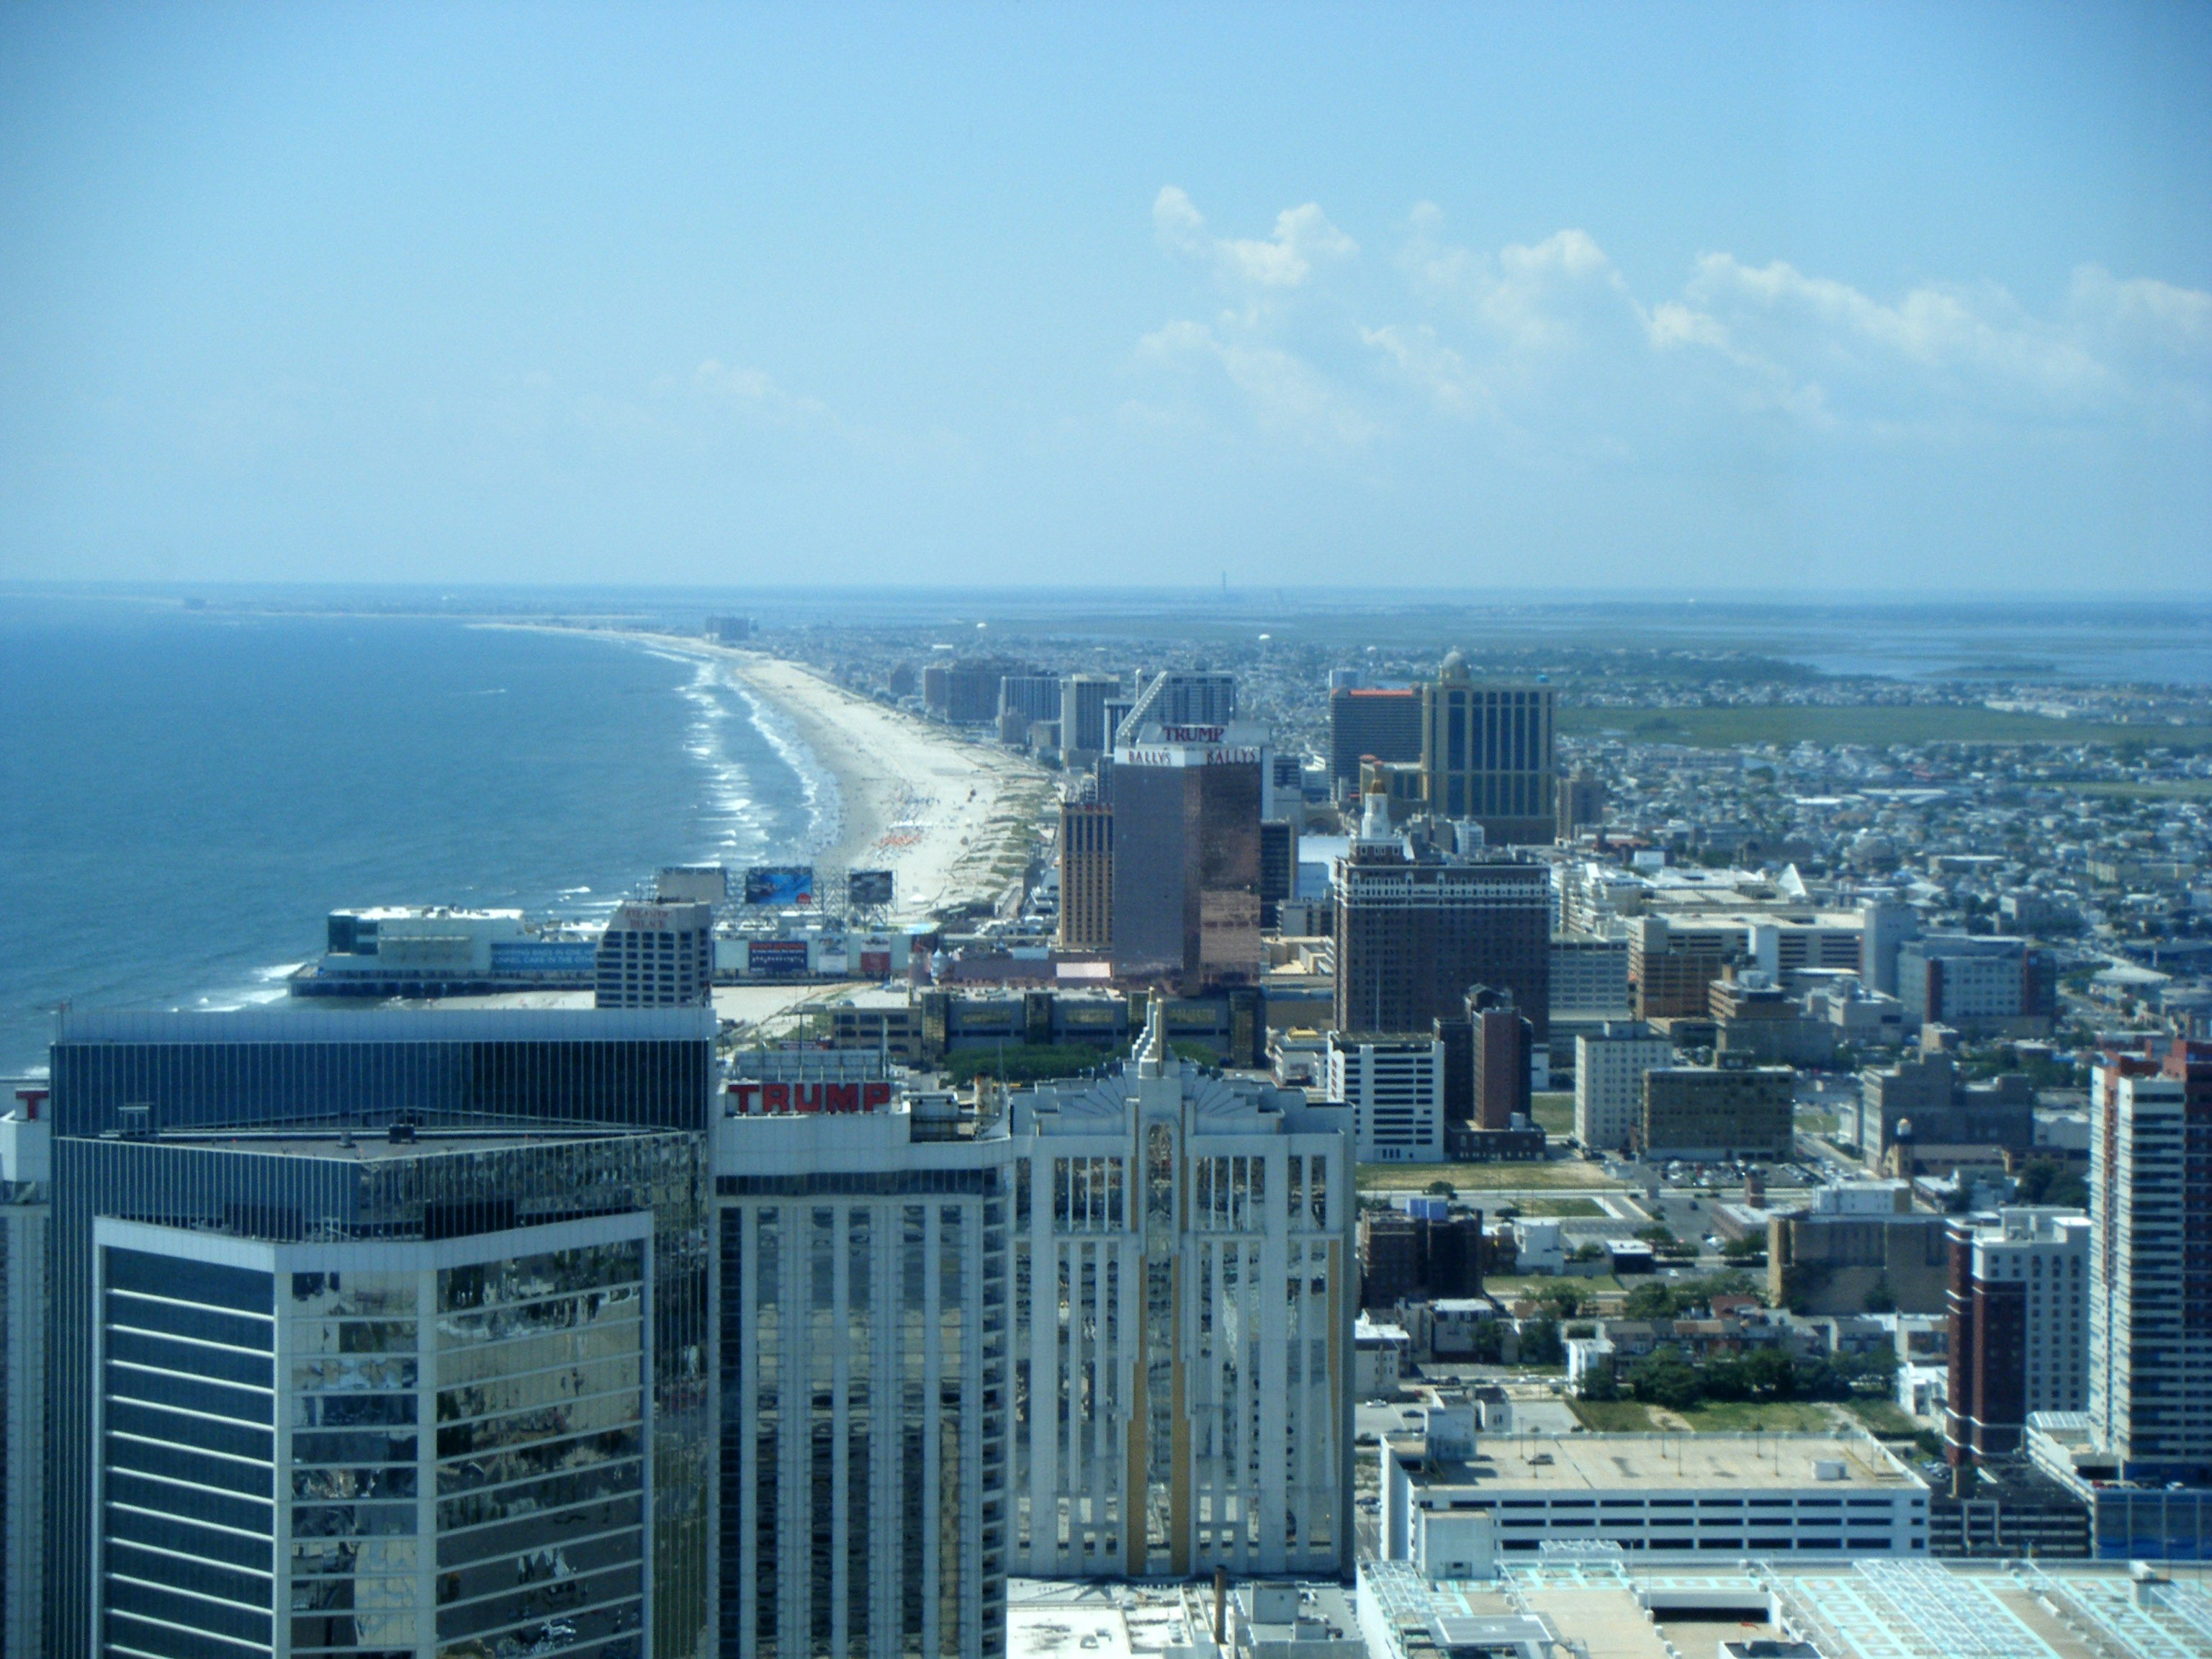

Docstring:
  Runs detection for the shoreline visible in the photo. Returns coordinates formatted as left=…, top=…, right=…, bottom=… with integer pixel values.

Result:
left=493, top=624, right=1053, bottom=922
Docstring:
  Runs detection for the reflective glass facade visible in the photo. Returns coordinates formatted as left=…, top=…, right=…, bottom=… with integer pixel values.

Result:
left=48, top=1010, right=715, bottom=1138
left=2, top=1184, right=50, bottom=1659
left=717, top=1172, right=1007, bottom=1659
left=1107, top=758, right=1261, bottom=994
left=55, top=1133, right=709, bottom=1659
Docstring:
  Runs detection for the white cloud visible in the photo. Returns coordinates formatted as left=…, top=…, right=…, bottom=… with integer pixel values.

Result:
left=1136, top=192, right=2212, bottom=464
left=1138, top=317, right=1376, bottom=446
left=1153, top=186, right=1356, bottom=290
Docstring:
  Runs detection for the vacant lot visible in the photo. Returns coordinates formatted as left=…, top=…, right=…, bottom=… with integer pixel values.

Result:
left=1569, top=1399, right=1661, bottom=1431
left=1531, top=1092, right=1575, bottom=1136
left=1559, top=703, right=2212, bottom=752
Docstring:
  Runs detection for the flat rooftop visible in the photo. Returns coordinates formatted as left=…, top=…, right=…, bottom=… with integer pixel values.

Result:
left=1394, top=1431, right=1917, bottom=1492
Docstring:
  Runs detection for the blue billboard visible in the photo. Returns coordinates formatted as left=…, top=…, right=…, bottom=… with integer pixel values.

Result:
left=488, top=941, right=600, bottom=976
left=745, top=865, right=816, bottom=906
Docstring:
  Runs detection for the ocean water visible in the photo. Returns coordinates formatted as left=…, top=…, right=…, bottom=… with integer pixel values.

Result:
left=0, top=599, right=824, bottom=1074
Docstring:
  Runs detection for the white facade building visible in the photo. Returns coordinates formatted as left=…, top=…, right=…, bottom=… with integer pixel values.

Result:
left=1328, top=1035, right=1445, bottom=1161
left=2088, top=1060, right=2212, bottom=1483
left=1573, top=1025, right=1672, bottom=1154
left=1549, top=935, right=1630, bottom=1020
left=1007, top=1007, right=1355, bottom=1580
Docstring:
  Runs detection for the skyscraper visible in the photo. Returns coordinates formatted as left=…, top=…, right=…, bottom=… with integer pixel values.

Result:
left=1945, top=1208, right=2090, bottom=1464
left=1467, top=986, right=1533, bottom=1130
left=595, top=899, right=716, bottom=1007
left=39, top=1007, right=716, bottom=1659
left=1059, top=674, right=1121, bottom=760
left=2087, top=1040, right=2212, bottom=1485
left=1, top=1083, right=49, bottom=1659
left=717, top=1076, right=1013, bottom=1659
left=1388, top=653, right=1557, bottom=847
left=1115, top=670, right=1236, bottom=739
left=1110, top=728, right=1264, bottom=993
left=1004, top=1007, right=1353, bottom=1579
left=1331, top=792, right=1550, bottom=1040
left=1327, top=688, right=1421, bottom=800
left=1057, top=796, right=1113, bottom=953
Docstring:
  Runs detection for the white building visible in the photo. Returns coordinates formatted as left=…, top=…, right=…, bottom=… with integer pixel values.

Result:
left=1007, top=1006, right=1355, bottom=1579
left=1355, top=1317, right=1413, bottom=1400
left=2087, top=1056, right=2212, bottom=1484
left=1328, top=1033, right=1445, bottom=1162
left=1379, top=1411, right=1928, bottom=1568
left=1573, top=1024, right=1672, bottom=1154
left=594, top=899, right=715, bottom=1006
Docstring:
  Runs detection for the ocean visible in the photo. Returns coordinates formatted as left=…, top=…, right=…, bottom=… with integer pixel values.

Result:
left=0, top=598, right=825, bottom=1074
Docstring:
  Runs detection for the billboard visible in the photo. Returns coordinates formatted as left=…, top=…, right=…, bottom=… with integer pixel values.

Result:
left=747, top=938, right=810, bottom=976
left=848, top=868, right=894, bottom=907
left=744, top=865, right=816, bottom=907
left=488, top=940, right=600, bottom=977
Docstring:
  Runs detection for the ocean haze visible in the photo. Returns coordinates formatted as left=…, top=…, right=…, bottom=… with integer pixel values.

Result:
left=0, top=598, right=819, bottom=1073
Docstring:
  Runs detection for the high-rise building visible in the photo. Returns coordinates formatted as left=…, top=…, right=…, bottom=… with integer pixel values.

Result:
left=1327, top=1033, right=1445, bottom=1161
left=1945, top=1208, right=2090, bottom=1464
left=1896, top=935, right=2056, bottom=1036
left=1467, top=986, right=1532, bottom=1130
left=1058, top=798, right=1113, bottom=953
left=1331, top=793, right=1550, bottom=1040
left=1005, top=1007, right=1353, bottom=1579
left=1059, top=674, right=1121, bottom=759
left=2087, top=1040, right=2212, bottom=1485
left=998, top=674, right=1064, bottom=725
left=1574, top=1023, right=1672, bottom=1154
left=1258, top=818, right=1298, bottom=930
left=1, top=1082, right=49, bottom=1659
left=1550, top=934, right=1632, bottom=1022
left=1638, top=1061, right=1795, bottom=1161
left=1327, top=688, right=1421, bottom=799
left=1555, top=768, right=1605, bottom=841
left=1115, top=670, right=1236, bottom=739
left=1110, top=729, right=1264, bottom=993
left=39, top=1007, right=717, bottom=1659
left=1860, top=899, right=1920, bottom=999
left=923, top=658, right=1035, bottom=726
left=595, top=899, right=716, bottom=1007
left=717, top=1077, right=1013, bottom=1659
left=1413, top=654, right=1557, bottom=847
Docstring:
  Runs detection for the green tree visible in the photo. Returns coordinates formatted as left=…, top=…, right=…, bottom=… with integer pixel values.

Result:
left=1864, top=1276, right=1897, bottom=1313
left=1722, top=1234, right=1767, bottom=1262
left=1426, top=1179, right=1458, bottom=1199
left=1538, top=1285, right=1584, bottom=1320
left=1520, top=1318, right=1564, bottom=1367
left=1627, top=1352, right=1702, bottom=1411
left=1621, top=1282, right=1680, bottom=1320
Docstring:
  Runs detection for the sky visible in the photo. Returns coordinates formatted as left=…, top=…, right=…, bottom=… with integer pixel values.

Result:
left=1, top=2, right=2208, bottom=594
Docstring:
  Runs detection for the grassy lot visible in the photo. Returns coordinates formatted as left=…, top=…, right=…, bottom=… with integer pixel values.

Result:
left=1673, top=1400, right=1838, bottom=1433
left=1357, top=1160, right=1625, bottom=1192
left=1497, top=1197, right=1606, bottom=1218
left=1558, top=703, right=2212, bottom=752
left=1570, top=1399, right=1662, bottom=1431
left=1532, top=1092, right=1575, bottom=1136
left=1840, top=1399, right=1925, bottom=1439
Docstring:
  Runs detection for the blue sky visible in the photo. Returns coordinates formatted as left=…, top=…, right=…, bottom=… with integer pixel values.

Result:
left=3, top=3, right=2207, bottom=593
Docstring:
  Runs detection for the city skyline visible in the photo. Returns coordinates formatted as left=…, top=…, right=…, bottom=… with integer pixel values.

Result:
left=3, top=5, right=2208, bottom=593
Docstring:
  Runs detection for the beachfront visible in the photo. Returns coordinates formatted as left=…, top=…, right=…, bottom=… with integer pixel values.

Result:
left=707, top=645, right=1053, bottom=920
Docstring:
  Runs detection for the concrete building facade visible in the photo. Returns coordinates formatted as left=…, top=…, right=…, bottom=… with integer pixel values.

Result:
left=1328, top=1034, right=1447, bottom=1161
left=1945, top=1208, right=2091, bottom=1464
left=1638, top=1062, right=1794, bottom=1161
left=1573, top=1025, right=1673, bottom=1155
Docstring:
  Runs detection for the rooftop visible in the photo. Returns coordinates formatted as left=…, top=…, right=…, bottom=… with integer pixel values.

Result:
left=1391, top=1431, right=1920, bottom=1493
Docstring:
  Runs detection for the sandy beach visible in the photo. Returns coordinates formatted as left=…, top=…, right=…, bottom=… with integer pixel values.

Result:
left=500, top=626, right=1053, bottom=923
left=709, top=647, right=1053, bottom=920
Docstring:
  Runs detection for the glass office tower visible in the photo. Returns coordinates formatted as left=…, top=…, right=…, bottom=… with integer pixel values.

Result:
left=1, top=1084, right=50, bottom=1659
left=716, top=1097, right=1013, bottom=1659
left=45, top=1008, right=714, bottom=1659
